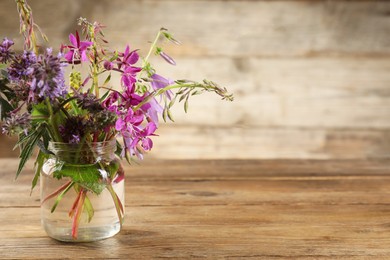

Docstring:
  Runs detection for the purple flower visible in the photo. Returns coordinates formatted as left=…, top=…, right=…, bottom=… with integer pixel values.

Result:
left=103, top=60, right=114, bottom=70
left=140, top=96, right=162, bottom=126
left=69, top=134, right=81, bottom=144
left=114, top=108, right=157, bottom=160
left=151, top=74, right=174, bottom=100
left=160, top=51, right=176, bottom=66
left=1, top=112, right=30, bottom=136
left=29, top=48, right=67, bottom=102
left=123, top=121, right=157, bottom=160
left=59, top=116, right=92, bottom=144
left=7, top=51, right=36, bottom=83
left=62, top=31, right=93, bottom=63
left=0, top=37, right=14, bottom=63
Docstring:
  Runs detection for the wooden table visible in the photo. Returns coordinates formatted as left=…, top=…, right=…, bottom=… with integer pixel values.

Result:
left=1, top=159, right=390, bottom=259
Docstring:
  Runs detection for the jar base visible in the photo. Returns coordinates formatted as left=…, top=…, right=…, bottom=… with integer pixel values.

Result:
left=42, top=221, right=121, bottom=242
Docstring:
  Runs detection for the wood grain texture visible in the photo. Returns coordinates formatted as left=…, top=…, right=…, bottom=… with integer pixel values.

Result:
left=3, top=0, right=389, bottom=57
left=0, top=0, right=389, bottom=159
left=1, top=159, right=390, bottom=259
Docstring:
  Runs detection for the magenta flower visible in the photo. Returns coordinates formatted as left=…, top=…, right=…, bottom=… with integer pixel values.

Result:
left=121, top=66, right=141, bottom=89
left=116, top=45, right=141, bottom=88
left=117, top=45, right=139, bottom=69
left=62, top=31, right=93, bottom=63
left=115, top=107, right=157, bottom=159
left=124, top=121, right=157, bottom=160
left=102, top=92, right=120, bottom=113
left=103, top=60, right=114, bottom=70
left=115, top=109, right=144, bottom=134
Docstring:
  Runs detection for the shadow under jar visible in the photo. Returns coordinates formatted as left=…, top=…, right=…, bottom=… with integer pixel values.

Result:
left=40, top=140, right=125, bottom=242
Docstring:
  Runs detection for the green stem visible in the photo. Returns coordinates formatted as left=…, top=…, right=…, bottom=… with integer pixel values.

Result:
left=85, top=141, right=124, bottom=225
left=45, top=98, right=62, bottom=142
left=143, top=29, right=163, bottom=64
left=74, top=136, right=87, bottom=164
left=133, top=82, right=195, bottom=111
left=107, top=184, right=124, bottom=226
left=93, top=62, right=99, bottom=98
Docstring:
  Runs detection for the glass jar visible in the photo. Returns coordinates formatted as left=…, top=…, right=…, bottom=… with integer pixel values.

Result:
left=40, top=140, right=125, bottom=242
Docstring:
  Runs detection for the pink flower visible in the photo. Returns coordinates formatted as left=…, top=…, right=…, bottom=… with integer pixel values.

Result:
left=62, top=31, right=93, bottom=63
left=116, top=46, right=141, bottom=88
left=115, top=108, right=157, bottom=160
left=117, top=45, right=139, bottom=69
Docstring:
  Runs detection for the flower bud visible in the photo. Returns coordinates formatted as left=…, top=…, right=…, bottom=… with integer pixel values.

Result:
left=104, top=60, right=114, bottom=70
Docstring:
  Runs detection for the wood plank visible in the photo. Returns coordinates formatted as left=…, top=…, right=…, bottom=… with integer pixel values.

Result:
left=150, top=126, right=390, bottom=159
left=2, top=205, right=390, bottom=259
left=81, top=0, right=390, bottom=57
left=1, top=1, right=389, bottom=57
left=2, top=159, right=390, bottom=207
left=1, top=159, right=390, bottom=258
left=2, top=125, right=390, bottom=160
left=153, top=57, right=390, bottom=128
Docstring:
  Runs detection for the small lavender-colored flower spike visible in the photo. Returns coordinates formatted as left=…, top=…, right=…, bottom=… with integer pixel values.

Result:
left=1, top=112, right=30, bottom=136
left=0, top=37, right=15, bottom=63
left=7, top=51, right=37, bottom=83
left=29, top=49, right=68, bottom=102
left=160, top=51, right=176, bottom=66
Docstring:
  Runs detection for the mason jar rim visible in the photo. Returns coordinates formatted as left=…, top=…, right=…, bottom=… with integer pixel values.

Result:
left=48, top=139, right=117, bottom=153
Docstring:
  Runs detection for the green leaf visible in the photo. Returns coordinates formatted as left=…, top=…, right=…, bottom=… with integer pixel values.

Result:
left=162, top=108, right=167, bottom=122
left=107, top=184, right=124, bottom=226
left=167, top=109, right=174, bottom=122
left=16, top=126, right=45, bottom=179
left=100, top=89, right=110, bottom=101
left=103, top=73, right=111, bottom=86
left=168, top=95, right=177, bottom=108
left=115, top=140, right=123, bottom=158
left=31, top=151, right=48, bottom=194
left=184, top=95, right=189, bottom=113
left=83, top=194, right=94, bottom=223
left=31, top=102, right=49, bottom=122
left=0, top=97, right=13, bottom=120
left=106, top=160, right=120, bottom=180
left=53, top=164, right=107, bottom=195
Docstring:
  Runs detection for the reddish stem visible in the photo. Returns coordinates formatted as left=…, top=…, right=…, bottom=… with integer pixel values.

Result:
left=41, top=180, right=72, bottom=206
left=68, top=189, right=82, bottom=218
left=71, top=189, right=87, bottom=239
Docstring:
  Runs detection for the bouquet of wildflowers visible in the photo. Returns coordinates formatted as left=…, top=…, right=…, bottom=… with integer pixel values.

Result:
left=0, top=0, right=232, bottom=239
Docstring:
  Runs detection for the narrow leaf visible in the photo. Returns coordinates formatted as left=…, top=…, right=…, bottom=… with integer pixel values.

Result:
left=16, top=126, right=44, bottom=179
left=83, top=194, right=94, bottom=223
left=103, top=73, right=111, bottom=86
left=167, top=109, right=174, bottom=122
left=31, top=151, right=47, bottom=194
left=184, top=95, right=189, bottom=113
left=162, top=108, right=167, bottom=122
left=51, top=182, right=75, bottom=213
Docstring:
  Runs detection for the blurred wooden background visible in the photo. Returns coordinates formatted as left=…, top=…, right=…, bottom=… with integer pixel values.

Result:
left=0, top=0, right=389, bottom=159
